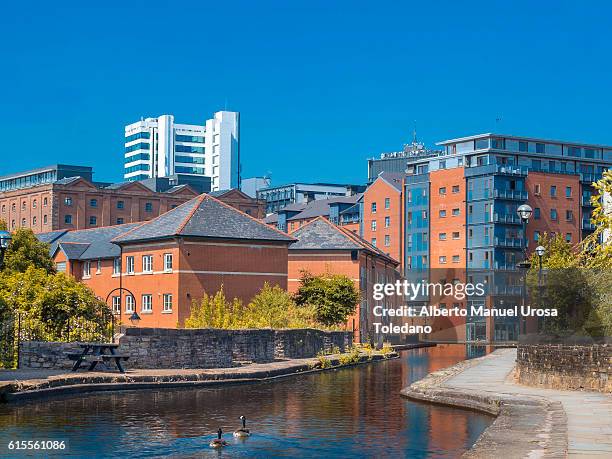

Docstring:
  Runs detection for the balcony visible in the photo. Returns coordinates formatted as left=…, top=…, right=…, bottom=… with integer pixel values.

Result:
left=492, top=285, right=523, bottom=295
left=582, top=220, right=596, bottom=231
left=494, top=237, right=523, bottom=248
left=581, top=196, right=595, bottom=207
left=465, top=164, right=528, bottom=178
left=492, top=213, right=522, bottom=224
left=580, top=173, right=599, bottom=184
left=493, top=189, right=528, bottom=200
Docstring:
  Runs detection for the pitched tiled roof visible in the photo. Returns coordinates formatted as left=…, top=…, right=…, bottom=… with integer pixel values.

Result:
left=376, top=172, right=404, bottom=192
left=39, top=223, right=141, bottom=260
left=289, top=217, right=399, bottom=265
left=113, top=194, right=294, bottom=244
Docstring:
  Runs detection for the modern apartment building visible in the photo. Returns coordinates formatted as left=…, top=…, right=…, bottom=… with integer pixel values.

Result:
left=367, top=137, right=442, bottom=183
left=241, top=176, right=271, bottom=198
left=258, top=182, right=366, bottom=214
left=362, top=133, right=612, bottom=343
left=124, top=111, right=240, bottom=191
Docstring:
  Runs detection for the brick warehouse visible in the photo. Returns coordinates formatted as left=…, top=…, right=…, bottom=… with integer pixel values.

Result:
left=0, top=164, right=265, bottom=233
left=287, top=217, right=403, bottom=344
left=38, top=194, right=294, bottom=328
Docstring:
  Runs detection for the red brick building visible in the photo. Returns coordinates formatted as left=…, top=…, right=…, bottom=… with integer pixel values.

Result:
left=287, top=217, right=402, bottom=343
left=40, top=194, right=294, bottom=328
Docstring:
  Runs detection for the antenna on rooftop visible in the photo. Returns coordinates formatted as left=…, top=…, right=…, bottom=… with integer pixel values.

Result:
left=412, top=120, right=418, bottom=144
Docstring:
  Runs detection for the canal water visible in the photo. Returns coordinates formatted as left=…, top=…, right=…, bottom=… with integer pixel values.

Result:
left=0, top=344, right=493, bottom=458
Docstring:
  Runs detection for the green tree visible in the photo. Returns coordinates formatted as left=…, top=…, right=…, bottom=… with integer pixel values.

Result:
left=184, top=286, right=245, bottom=329
left=2, top=228, right=55, bottom=274
left=294, top=271, right=360, bottom=327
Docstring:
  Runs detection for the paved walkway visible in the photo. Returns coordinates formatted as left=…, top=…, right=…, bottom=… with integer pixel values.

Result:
left=448, top=349, right=612, bottom=458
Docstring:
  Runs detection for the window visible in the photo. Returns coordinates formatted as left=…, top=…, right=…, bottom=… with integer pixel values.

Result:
left=371, top=220, right=377, bottom=231
left=89, top=216, right=97, bottom=226
left=32, top=216, right=37, bottom=225
left=534, top=184, right=541, bottom=196
left=90, top=199, right=97, bottom=208
left=63, top=214, right=72, bottom=224
left=112, top=296, right=121, bottom=315
left=439, top=303, right=447, bottom=309
left=439, top=160, right=447, bottom=169
left=96, top=260, right=102, bottom=274
left=32, top=199, right=37, bottom=208
left=384, top=198, right=390, bottom=209
left=371, top=202, right=377, bottom=213
left=519, top=141, right=528, bottom=152
left=371, top=238, right=377, bottom=247
left=125, top=295, right=135, bottom=313
left=422, top=210, right=428, bottom=219
left=452, top=208, right=460, bottom=216
left=43, top=197, right=48, bottom=207
left=565, top=233, right=572, bottom=242
left=126, top=256, right=135, bottom=274
left=117, top=200, right=124, bottom=209
left=113, top=258, right=121, bottom=275
left=164, top=253, right=173, bottom=272
left=439, top=210, right=447, bottom=218
left=82, top=261, right=91, bottom=278
left=566, top=210, right=573, bottom=221
left=534, top=231, right=540, bottom=241
left=145, top=202, right=153, bottom=213
left=439, top=187, right=447, bottom=195
left=550, top=209, right=558, bottom=220
left=65, top=197, right=73, bottom=206
left=20, top=218, right=25, bottom=227
left=384, top=235, right=390, bottom=247
left=439, top=256, right=447, bottom=264
left=452, top=255, right=460, bottom=263
left=565, top=186, right=572, bottom=198
left=141, top=294, right=153, bottom=312
left=452, top=232, right=460, bottom=239
left=142, top=255, right=153, bottom=273
left=550, top=185, right=557, bottom=197
left=56, top=261, right=66, bottom=272
left=534, top=207, right=541, bottom=219
left=384, top=216, right=390, bottom=228
left=117, top=218, right=124, bottom=224
left=11, top=203, right=15, bottom=211
left=452, top=185, right=460, bottom=194
left=407, top=191, right=412, bottom=203
left=536, top=143, right=545, bottom=153
left=21, top=201, right=26, bottom=210
left=43, top=215, right=48, bottom=225
left=163, top=294, right=173, bottom=312
left=439, top=232, right=447, bottom=240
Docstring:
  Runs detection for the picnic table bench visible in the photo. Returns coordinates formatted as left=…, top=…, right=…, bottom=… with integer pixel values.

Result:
left=66, top=342, right=129, bottom=373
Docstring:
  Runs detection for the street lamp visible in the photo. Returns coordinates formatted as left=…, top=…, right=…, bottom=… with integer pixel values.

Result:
left=129, top=311, right=141, bottom=325
left=0, top=230, right=12, bottom=270
left=516, top=204, right=533, bottom=335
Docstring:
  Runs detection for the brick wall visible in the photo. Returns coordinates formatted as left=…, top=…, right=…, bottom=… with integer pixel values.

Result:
left=516, top=343, right=612, bottom=393
left=19, top=328, right=354, bottom=370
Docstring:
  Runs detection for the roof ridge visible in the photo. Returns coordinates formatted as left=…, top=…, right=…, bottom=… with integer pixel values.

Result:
left=204, top=194, right=297, bottom=241
left=288, top=215, right=326, bottom=235
left=176, top=194, right=207, bottom=234
left=57, top=221, right=138, bottom=235
left=335, top=224, right=399, bottom=264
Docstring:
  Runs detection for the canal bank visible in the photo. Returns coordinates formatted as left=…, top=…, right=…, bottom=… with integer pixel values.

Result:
left=0, top=350, right=400, bottom=403
left=401, top=348, right=612, bottom=458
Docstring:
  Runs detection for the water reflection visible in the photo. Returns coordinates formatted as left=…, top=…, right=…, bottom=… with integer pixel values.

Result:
left=0, top=344, right=492, bottom=458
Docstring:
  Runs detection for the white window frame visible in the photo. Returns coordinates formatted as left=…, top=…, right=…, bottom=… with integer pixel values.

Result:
left=163, top=253, right=173, bottom=272
left=113, top=258, right=121, bottom=275
left=162, top=293, right=173, bottom=313
left=126, top=256, right=135, bottom=274
left=82, top=261, right=91, bottom=278
left=96, top=259, right=102, bottom=274
left=141, top=294, right=152, bottom=312
left=112, top=296, right=121, bottom=315
left=142, top=255, right=153, bottom=273
left=125, top=295, right=135, bottom=313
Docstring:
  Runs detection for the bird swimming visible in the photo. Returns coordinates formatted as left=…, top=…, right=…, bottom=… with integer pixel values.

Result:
left=233, top=416, right=251, bottom=437
left=209, top=428, right=228, bottom=448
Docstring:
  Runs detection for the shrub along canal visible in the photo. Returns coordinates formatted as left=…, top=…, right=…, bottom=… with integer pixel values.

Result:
left=0, top=344, right=493, bottom=458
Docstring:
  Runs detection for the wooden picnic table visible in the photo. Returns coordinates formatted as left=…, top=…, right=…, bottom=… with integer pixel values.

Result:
left=67, top=342, right=129, bottom=373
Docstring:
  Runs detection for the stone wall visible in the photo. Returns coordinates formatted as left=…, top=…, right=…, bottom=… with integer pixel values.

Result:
left=516, top=343, right=612, bottom=393
left=19, top=341, right=82, bottom=370
left=118, top=328, right=233, bottom=369
left=19, top=328, right=354, bottom=370
left=274, top=329, right=351, bottom=359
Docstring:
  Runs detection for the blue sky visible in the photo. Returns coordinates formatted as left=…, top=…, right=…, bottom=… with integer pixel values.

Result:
left=1, top=1, right=611, bottom=185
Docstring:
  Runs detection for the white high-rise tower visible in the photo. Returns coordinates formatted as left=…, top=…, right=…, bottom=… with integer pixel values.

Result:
left=124, top=111, right=240, bottom=191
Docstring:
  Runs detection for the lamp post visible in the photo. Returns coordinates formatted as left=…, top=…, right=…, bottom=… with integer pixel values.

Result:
left=0, top=230, right=12, bottom=271
left=516, top=204, right=533, bottom=335
left=535, top=245, right=546, bottom=332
